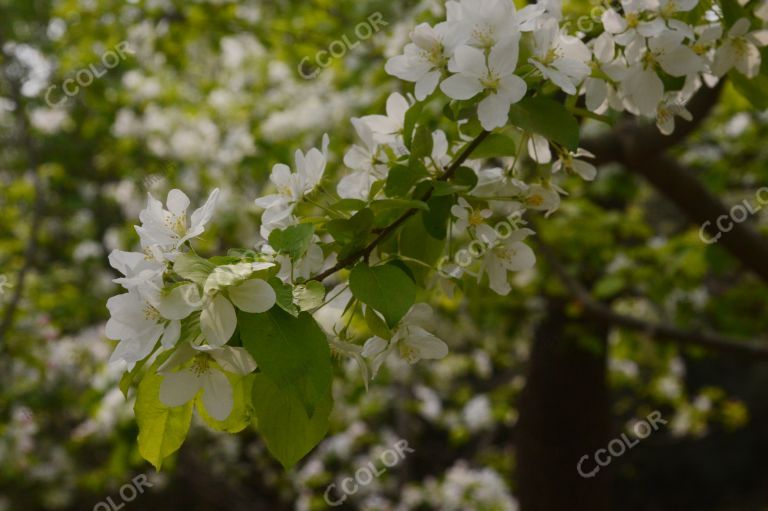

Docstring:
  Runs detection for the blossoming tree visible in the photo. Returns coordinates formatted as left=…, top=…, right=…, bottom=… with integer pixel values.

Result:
left=102, top=0, right=768, bottom=478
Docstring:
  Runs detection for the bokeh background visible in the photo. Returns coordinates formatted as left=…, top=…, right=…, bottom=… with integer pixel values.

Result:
left=2, top=0, right=768, bottom=510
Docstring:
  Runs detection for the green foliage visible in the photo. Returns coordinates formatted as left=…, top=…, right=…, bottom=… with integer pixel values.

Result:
left=508, top=97, right=580, bottom=151
left=410, top=124, right=434, bottom=161
left=385, top=163, right=429, bottom=198
left=269, top=276, right=299, bottom=316
left=135, top=357, right=194, bottom=471
left=293, top=281, right=326, bottom=310
left=239, top=309, right=333, bottom=418
left=326, top=208, right=375, bottom=258
left=364, top=304, right=392, bottom=339
left=173, top=253, right=216, bottom=285
left=472, top=133, right=518, bottom=159
left=268, top=223, right=316, bottom=259
left=250, top=373, right=333, bottom=469
left=422, top=193, right=455, bottom=239
left=349, top=262, right=416, bottom=327
left=239, top=309, right=333, bottom=467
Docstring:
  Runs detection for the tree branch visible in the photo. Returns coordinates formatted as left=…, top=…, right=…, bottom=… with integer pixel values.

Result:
left=0, top=34, right=46, bottom=345
left=582, top=82, right=768, bottom=284
left=311, top=130, right=490, bottom=282
left=536, top=238, right=768, bottom=360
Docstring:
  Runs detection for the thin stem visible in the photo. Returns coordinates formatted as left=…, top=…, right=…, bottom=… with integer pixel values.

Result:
left=311, top=130, right=491, bottom=282
left=0, top=35, right=46, bottom=346
left=567, top=106, right=612, bottom=125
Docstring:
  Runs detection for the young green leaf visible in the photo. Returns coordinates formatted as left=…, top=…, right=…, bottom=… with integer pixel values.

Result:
left=472, top=133, right=518, bottom=158
left=326, top=208, right=374, bottom=248
left=135, top=356, right=194, bottom=471
left=293, top=281, right=326, bottom=311
left=268, top=223, right=315, bottom=259
left=238, top=309, right=333, bottom=418
left=403, top=101, right=425, bottom=149
left=173, top=253, right=216, bottom=285
left=371, top=198, right=430, bottom=213
left=421, top=194, right=454, bottom=240
left=410, top=124, right=434, bottom=160
left=508, top=97, right=580, bottom=151
left=385, top=163, right=429, bottom=198
left=364, top=305, right=392, bottom=340
left=269, top=277, right=298, bottom=316
left=349, top=262, right=416, bottom=327
left=250, top=373, right=332, bottom=469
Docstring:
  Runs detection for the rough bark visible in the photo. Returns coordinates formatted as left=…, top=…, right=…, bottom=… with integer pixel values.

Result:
left=517, top=299, right=612, bottom=511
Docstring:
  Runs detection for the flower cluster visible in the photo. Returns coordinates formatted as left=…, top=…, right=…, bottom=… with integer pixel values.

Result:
left=108, top=189, right=275, bottom=421
left=387, top=0, right=768, bottom=134
left=105, top=0, right=768, bottom=469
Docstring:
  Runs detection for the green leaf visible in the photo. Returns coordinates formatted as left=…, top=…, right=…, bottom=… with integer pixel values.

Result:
left=453, top=166, right=478, bottom=190
left=119, top=355, right=149, bottom=399
left=293, top=280, right=326, bottom=311
left=719, top=0, right=748, bottom=26
left=385, top=163, right=429, bottom=198
left=443, top=100, right=475, bottom=121
left=269, top=277, right=298, bottom=316
left=348, top=262, right=416, bottom=327
left=364, top=304, right=392, bottom=340
left=371, top=198, right=430, bottom=212
left=173, top=253, right=216, bottom=285
left=227, top=248, right=258, bottom=259
left=403, top=101, right=425, bottom=149
left=421, top=194, right=454, bottom=240
left=268, top=223, right=315, bottom=259
left=472, top=133, right=518, bottom=158
left=508, top=97, right=580, bottom=151
left=178, top=314, right=202, bottom=345
left=398, top=216, right=446, bottom=286
left=135, top=356, right=194, bottom=471
left=369, top=179, right=386, bottom=199
left=326, top=208, right=373, bottom=246
left=593, top=275, right=625, bottom=299
left=250, top=373, right=332, bottom=469
left=332, top=198, right=367, bottom=212
left=730, top=70, right=768, bottom=110
left=208, top=255, right=241, bottom=265
left=203, top=262, right=256, bottom=294
left=410, top=124, right=434, bottom=160
left=238, top=309, right=333, bottom=418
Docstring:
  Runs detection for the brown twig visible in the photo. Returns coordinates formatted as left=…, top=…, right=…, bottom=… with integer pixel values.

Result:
left=0, top=32, right=46, bottom=345
left=311, top=130, right=490, bottom=281
left=536, top=237, right=768, bottom=360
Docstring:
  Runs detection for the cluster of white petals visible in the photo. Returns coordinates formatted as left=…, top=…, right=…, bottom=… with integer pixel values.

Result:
left=107, top=0, right=768, bottom=421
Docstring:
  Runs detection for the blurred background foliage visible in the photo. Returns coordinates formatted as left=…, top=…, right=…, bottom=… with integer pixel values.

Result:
left=1, top=0, right=768, bottom=510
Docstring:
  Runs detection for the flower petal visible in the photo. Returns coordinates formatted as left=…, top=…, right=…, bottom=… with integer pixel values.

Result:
left=159, top=369, right=204, bottom=407
left=211, top=347, right=258, bottom=375
left=440, top=74, right=483, bottom=100
left=201, top=370, right=234, bottom=421
left=200, top=295, right=237, bottom=346
left=228, top=278, right=276, bottom=313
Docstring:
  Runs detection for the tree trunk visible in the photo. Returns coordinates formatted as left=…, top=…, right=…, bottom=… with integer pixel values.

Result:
left=516, top=299, right=612, bottom=511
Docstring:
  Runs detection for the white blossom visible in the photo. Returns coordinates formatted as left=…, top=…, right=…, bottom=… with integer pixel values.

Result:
left=441, top=39, right=527, bottom=130
left=158, top=343, right=257, bottom=421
